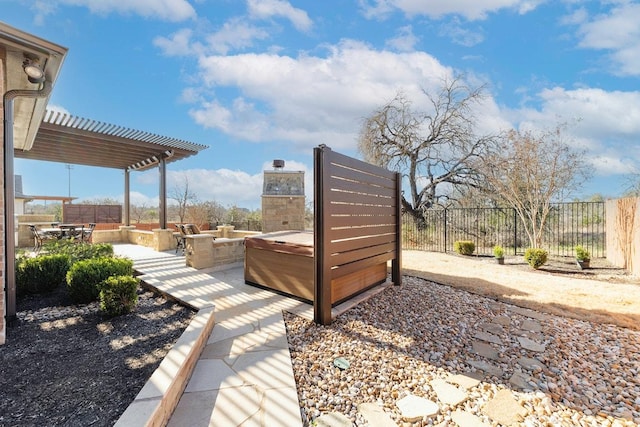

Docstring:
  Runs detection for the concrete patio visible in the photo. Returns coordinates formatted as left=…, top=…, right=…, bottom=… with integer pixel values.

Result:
left=112, top=243, right=312, bottom=427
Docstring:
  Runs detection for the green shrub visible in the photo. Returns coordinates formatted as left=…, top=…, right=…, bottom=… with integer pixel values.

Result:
left=66, top=257, right=134, bottom=304
left=99, top=275, right=139, bottom=316
left=524, top=248, right=548, bottom=269
left=493, top=245, right=505, bottom=259
left=575, top=245, right=590, bottom=261
left=453, top=240, right=475, bottom=255
left=43, top=240, right=114, bottom=264
left=16, top=254, right=71, bottom=296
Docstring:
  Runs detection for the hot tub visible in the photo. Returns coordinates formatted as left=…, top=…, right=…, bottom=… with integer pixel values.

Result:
left=244, top=230, right=387, bottom=304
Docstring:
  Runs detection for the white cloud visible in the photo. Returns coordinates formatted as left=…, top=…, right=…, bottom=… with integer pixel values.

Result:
left=154, top=28, right=204, bottom=57
left=58, top=0, right=196, bottom=22
left=359, top=0, right=544, bottom=21
left=190, top=40, right=453, bottom=152
left=439, top=18, right=485, bottom=47
left=385, top=25, right=419, bottom=52
left=203, top=18, right=271, bottom=55
left=247, top=0, right=313, bottom=32
left=573, top=2, right=640, bottom=76
left=512, top=86, right=640, bottom=177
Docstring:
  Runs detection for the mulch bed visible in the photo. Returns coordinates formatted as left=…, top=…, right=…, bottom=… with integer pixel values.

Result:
left=0, top=285, right=195, bottom=427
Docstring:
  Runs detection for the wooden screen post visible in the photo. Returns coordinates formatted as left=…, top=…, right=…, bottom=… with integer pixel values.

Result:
left=314, top=145, right=332, bottom=325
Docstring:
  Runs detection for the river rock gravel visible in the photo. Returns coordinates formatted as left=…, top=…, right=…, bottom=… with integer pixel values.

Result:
left=284, top=276, right=640, bottom=426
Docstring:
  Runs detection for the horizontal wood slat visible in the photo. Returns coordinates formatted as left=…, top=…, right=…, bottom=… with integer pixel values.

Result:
left=330, top=242, right=396, bottom=266
left=327, top=149, right=397, bottom=180
left=326, top=224, right=397, bottom=242
left=329, top=190, right=395, bottom=206
left=330, top=252, right=395, bottom=279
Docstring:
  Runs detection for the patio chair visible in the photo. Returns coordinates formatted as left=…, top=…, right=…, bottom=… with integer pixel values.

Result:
left=175, top=224, right=187, bottom=254
left=82, top=223, right=96, bottom=242
left=28, top=224, right=55, bottom=252
left=185, top=223, right=201, bottom=234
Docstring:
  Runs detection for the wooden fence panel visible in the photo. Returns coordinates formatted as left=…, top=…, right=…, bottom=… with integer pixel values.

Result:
left=314, top=145, right=401, bottom=325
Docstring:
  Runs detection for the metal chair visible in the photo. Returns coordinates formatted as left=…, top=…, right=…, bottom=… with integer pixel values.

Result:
left=82, top=223, right=96, bottom=242
left=175, top=224, right=187, bottom=254
left=28, top=224, right=56, bottom=252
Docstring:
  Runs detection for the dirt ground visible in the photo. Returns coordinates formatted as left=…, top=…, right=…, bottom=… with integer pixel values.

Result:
left=401, top=250, right=640, bottom=330
left=0, top=285, right=194, bottom=427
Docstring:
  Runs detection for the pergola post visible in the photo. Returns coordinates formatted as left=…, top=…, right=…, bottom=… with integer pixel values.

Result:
left=124, top=168, right=130, bottom=226
left=159, top=155, right=167, bottom=229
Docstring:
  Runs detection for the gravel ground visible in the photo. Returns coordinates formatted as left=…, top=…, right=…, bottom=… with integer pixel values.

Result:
left=285, top=276, right=640, bottom=426
left=0, top=285, right=195, bottom=427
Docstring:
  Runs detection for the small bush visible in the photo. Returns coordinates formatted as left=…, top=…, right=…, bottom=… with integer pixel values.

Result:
left=524, top=248, right=548, bottom=269
left=99, top=275, right=139, bottom=316
left=493, top=245, right=505, bottom=259
left=575, top=245, right=590, bottom=261
left=67, top=257, right=134, bottom=304
left=16, top=254, right=71, bottom=296
left=43, top=240, right=114, bottom=264
left=454, top=240, right=475, bottom=255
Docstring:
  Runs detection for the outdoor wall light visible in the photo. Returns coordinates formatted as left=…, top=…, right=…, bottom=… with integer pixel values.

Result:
left=22, top=58, right=45, bottom=84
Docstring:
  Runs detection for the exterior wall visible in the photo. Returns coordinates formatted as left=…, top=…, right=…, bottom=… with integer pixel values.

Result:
left=261, top=195, right=306, bottom=233
left=185, top=236, right=245, bottom=270
left=605, top=197, right=640, bottom=276
left=1, top=48, right=6, bottom=344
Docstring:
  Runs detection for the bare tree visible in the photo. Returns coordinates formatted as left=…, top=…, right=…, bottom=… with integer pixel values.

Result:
left=169, top=174, right=198, bottom=223
left=130, top=203, right=152, bottom=224
left=358, top=76, right=496, bottom=221
left=480, top=125, right=588, bottom=248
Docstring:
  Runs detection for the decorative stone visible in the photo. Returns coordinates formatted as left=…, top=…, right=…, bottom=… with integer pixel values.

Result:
left=478, top=322, right=505, bottom=335
left=396, top=394, right=439, bottom=422
left=521, top=319, right=542, bottom=332
left=517, top=336, right=546, bottom=352
left=472, top=341, right=500, bottom=360
left=482, top=389, right=527, bottom=425
left=447, top=372, right=482, bottom=389
left=493, top=315, right=511, bottom=326
left=431, top=379, right=468, bottom=406
left=509, top=371, right=532, bottom=390
left=452, top=410, right=491, bottom=427
left=517, top=357, right=546, bottom=371
left=315, top=412, right=352, bottom=427
left=357, top=403, right=397, bottom=427
left=466, top=360, right=503, bottom=377
left=508, top=306, right=548, bottom=320
left=473, top=331, right=503, bottom=345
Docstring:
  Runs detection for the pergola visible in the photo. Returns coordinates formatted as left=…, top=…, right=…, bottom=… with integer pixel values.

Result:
left=17, top=108, right=208, bottom=226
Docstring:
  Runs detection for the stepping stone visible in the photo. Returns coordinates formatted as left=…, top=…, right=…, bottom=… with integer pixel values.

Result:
left=521, top=319, right=542, bottom=332
left=472, top=341, right=500, bottom=360
left=474, top=331, right=503, bottom=345
left=478, top=322, right=505, bottom=335
left=396, top=394, right=439, bottom=422
left=517, top=336, right=546, bottom=352
left=466, top=360, right=503, bottom=378
left=509, top=371, right=532, bottom=390
left=431, top=379, right=467, bottom=406
left=451, top=410, right=491, bottom=427
left=509, top=306, right=548, bottom=321
left=482, top=389, right=527, bottom=425
left=357, top=403, right=396, bottom=427
left=315, top=412, right=352, bottom=427
left=517, top=357, right=546, bottom=371
left=447, top=372, right=482, bottom=389
left=493, top=315, right=511, bottom=326
left=513, top=330, right=544, bottom=341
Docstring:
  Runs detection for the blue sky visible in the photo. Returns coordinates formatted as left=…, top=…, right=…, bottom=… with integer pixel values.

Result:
left=5, top=0, right=640, bottom=209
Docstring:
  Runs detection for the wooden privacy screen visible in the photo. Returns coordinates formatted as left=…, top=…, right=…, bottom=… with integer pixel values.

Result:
left=314, top=145, right=402, bottom=325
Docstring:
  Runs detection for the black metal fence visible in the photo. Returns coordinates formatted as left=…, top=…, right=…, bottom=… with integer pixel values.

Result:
left=402, top=202, right=606, bottom=258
